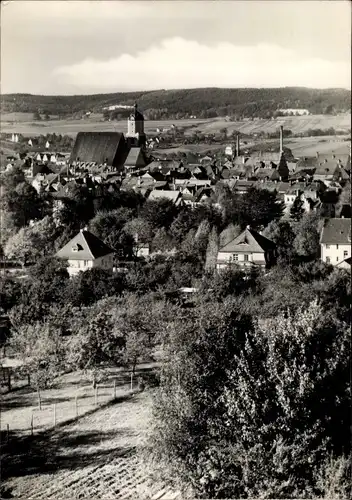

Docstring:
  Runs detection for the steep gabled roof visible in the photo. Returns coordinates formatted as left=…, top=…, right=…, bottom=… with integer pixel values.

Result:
left=219, top=228, right=276, bottom=253
left=320, top=218, right=352, bottom=245
left=56, top=230, right=114, bottom=261
left=124, top=147, right=146, bottom=167
left=70, top=132, right=127, bottom=167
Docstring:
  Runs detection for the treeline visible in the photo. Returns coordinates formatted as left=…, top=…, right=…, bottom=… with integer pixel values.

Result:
left=1, top=87, right=350, bottom=119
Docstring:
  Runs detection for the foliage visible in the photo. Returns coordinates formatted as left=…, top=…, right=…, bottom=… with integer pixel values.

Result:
left=2, top=181, right=43, bottom=228
left=65, top=268, right=125, bottom=307
left=89, top=208, right=135, bottom=250
left=150, top=301, right=350, bottom=498
left=0, top=276, right=22, bottom=312
left=290, top=195, right=305, bottom=222
left=4, top=227, right=42, bottom=266
left=204, top=227, right=219, bottom=272
left=140, top=199, right=179, bottom=230
left=236, top=187, right=285, bottom=229
left=293, top=212, right=323, bottom=259
left=262, top=220, right=296, bottom=264
left=10, top=322, right=65, bottom=390
left=151, top=228, right=177, bottom=253
left=2, top=88, right=350, bottom=117
left=219, top=223, right=241, bottom=247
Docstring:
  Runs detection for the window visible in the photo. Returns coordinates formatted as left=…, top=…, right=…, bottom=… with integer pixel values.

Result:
left=84, top=260, right=89, bottom=266
left=326, top=257, right=330, bottom=264
left=336, top=244, right=339, bottom=249
left=326, top=244, right=330, bottom=249
left=232, top=254, right=238, bottom=261
left=336, top=257, right=339, bottom=262
left=244, top=254, right=249, bottom=262
left=344, top=251, right=348, bottom=257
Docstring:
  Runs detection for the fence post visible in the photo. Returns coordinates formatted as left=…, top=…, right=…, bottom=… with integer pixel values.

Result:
left=75, top=395, right=78, bottom=417
left=95, top=385, right=98, bottom=407
left=130, top=372, right=133, bottom=391
left=53, top=403, right=56, bottom=427
left=31, top=413, right=34, bottom=436
left=113, top=380, right=116, bottom=399
left=6, top=424, right=9, bottom=444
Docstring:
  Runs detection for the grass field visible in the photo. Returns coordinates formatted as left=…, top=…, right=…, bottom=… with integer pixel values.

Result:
left=1, top=365, right=182, bottom=499
left=1, top=113, right=350, bottom=138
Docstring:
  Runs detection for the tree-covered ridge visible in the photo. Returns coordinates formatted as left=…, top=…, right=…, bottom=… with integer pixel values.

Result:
left=1, top=87, right=350, bottom=118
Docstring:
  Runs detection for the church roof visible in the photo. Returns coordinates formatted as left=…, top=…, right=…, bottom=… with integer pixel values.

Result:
left=70, top=132, right=127, bottom=167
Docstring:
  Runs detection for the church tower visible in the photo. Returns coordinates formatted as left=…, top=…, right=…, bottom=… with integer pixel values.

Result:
left=126, top=103, right=146, bottom=148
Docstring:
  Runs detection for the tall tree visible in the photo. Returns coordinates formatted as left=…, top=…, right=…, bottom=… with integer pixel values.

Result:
left=204, top=226, right=219, bottom=272
left=290, top=195, right=305, bottom=221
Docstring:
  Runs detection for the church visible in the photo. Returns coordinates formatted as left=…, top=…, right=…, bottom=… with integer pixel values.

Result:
left=69, top=103, right=148, bottom=172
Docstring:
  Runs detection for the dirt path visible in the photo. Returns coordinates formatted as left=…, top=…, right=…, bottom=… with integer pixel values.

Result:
left=2, top=392, right=182, bottom=499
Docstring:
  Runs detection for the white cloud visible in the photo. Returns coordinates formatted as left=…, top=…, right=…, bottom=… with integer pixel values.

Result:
left=53, top=38, right=351, bottom=91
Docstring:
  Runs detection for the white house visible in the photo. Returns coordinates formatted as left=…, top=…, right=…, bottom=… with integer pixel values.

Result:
left=320, top=218, right=351, bottom=266
left=217, top=227, right=276, bottom=270
left=56, top=229, right=115, bottom=276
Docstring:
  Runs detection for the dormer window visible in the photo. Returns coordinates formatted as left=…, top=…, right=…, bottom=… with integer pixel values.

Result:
left=72, top=243, right=83, bottom=252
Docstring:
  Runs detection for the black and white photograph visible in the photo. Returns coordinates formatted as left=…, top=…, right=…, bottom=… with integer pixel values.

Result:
left=0, top=1, right=351, bottom=498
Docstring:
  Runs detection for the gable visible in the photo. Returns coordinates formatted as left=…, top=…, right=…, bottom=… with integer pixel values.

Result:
left=219, top=228, right=275, bottom=253
left=56, top=230, right=114, bottom=260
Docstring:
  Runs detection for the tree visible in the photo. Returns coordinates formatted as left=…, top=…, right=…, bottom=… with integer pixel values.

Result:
left=219, top=223, right=241, bottom=247
left=141, top=199, right=179, bottom=230
left=150, top=300, right=350, bottom=498
left=0, top=165, right=25, bottom=190
left=262, top=220, right=296, bottom=264
left=238, top=187, right=285, bottom=229
left=293, top=212, right=323, bottom=260
left=10, top=322, right=65, bottom=406
left=290, top=195, right=305, bottom=221
left=151, top=228, right=177, bottom=253
left=204, top=227, right=219, bottom=272
left=0, top=276, right=22, bottom=312
left=4, top=227, right=42, bottom=267
left=33, top=110, right=41, bottom=121
left=2, top=181, right=43, bottom=228
left=89, top=208, right=135, bottom=250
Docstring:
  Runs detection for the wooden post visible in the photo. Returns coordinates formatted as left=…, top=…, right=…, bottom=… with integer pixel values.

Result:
left=27, top=374, right=31, bottom=387
left=113, top=380, right=116, bottom=399
left=130, top=372, right=133, bottom=391
left=7, top=370, right=11, bottom=392
left=53, top=404, right=56, bottom=427
left=6, top=424, right=9, bottom=444
left=37, top=388, right=42, bottom=410
left=75, top=395, right=78, bottom=417
left=31, top=414, right=34, bottom=436
left=95, top=385, right=98, bottom=407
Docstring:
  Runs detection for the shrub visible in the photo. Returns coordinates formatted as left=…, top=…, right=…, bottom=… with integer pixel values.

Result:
left=150, top=300, right=350, bottom=498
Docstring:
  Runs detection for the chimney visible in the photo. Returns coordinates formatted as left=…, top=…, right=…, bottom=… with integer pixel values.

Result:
left=280, top=126, right=284, bottom=153
left=236, top=134, right=240, bottom=157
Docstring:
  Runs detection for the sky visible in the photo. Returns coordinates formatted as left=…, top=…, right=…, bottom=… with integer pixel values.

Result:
left=1, top=0, right=351, bottom=95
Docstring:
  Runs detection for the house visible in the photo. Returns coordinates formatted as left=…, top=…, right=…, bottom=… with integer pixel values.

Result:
left=217, top=227, right=276, bottom=270
left=56, top=229, right=115, bottom=276
left=70, top=132, right=129, bottom=171
left=336, top=256, right=351, bottom=270
left=320, top=218, right=351, bottom=266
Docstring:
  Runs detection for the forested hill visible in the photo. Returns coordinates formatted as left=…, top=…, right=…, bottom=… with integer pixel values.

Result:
left=1, top=87, right=350, bottom=119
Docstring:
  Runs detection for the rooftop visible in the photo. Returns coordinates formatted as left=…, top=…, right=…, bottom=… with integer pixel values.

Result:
left=320, top=218, right=352, bottom=245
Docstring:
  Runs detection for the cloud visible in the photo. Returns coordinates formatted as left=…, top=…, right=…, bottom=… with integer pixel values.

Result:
left=54, top=38, right=351, bottom=91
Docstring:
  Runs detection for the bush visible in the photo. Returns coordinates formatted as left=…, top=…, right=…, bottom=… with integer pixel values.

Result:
left=150, top=300, right=350, bottom=498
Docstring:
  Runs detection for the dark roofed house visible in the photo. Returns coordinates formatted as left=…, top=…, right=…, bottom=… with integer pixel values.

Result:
left=56, top=229, right=115, bottom=276
left=70, top=132, right=128, bottom=170
left=217, top=227, right=276, bottom=270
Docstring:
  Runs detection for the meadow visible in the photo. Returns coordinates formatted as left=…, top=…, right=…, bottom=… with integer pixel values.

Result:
left=1, top=366, right=181, bottom=500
